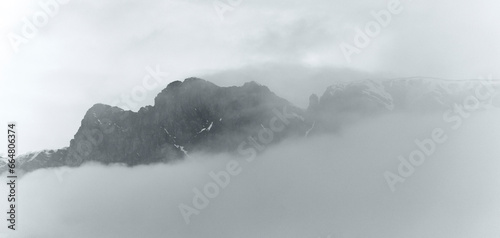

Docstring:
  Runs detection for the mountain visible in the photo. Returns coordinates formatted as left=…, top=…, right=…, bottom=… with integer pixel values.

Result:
left=306, top=77, right=500, bottom=134
left=2, top=77, right=499, bottom=174
left=4, top=149, right=68, bottom=173
left=7, top=78, right=308, bottom=172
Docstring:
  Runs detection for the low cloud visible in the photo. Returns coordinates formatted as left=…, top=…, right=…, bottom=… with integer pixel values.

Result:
left=1, top=109, right=500, bottom=238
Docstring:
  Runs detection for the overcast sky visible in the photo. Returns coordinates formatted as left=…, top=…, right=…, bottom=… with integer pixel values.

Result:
left=1, top=0, right=500, bottom=153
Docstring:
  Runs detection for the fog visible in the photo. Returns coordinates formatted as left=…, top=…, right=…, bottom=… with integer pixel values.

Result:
left=3, top=0, right=500, bottom=154
left=1, top=109, right=500, bottom=238
left=202, top=63, right=381, bottom=108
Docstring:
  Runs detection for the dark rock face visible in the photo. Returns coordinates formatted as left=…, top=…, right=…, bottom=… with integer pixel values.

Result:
left=25, top=78, right=308, bottom=171
left=4, top=77, right=498, bottom=173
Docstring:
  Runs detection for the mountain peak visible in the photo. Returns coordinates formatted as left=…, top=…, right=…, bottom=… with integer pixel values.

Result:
left=241, top=81, right=273, bottom=95
left=89, top=103, right=112, bottom=111
left=168, top=77, right=213, bottom=87
left=85, top=103, right=121, bottom=118
left=155, top=78, right=219, bottom=106
left=161, top=78, right=218, bottom=94
left=243, top=81, right=261, bottom=87
left=184, top=77, right=206, bottom=84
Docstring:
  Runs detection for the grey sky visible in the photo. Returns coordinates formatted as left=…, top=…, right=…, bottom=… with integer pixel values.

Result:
left=1, top=0, right=500, bottom=153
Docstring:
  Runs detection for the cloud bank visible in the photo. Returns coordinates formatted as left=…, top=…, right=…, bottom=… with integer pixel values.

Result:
left=1, top=109, right=499, bottom=238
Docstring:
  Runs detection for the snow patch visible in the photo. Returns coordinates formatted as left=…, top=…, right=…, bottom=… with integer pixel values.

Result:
left=361, top=79, right=394, bottom=110
left=163, top=127, right=171, bottom=135
left=174, top=144, right=189, bottom=156
left=198, top=122, right=214, bottom=133
left=305, top=121, right=316, bottom=137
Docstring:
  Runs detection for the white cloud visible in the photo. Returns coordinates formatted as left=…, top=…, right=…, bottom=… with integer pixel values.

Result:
left=1, top=109, right=499, bottom=237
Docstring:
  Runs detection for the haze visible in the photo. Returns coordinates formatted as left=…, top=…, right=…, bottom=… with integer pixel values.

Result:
left=1, top=109, right=499, bottom=237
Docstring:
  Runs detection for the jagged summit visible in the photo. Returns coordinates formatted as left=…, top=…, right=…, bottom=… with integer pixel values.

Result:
left=155, top=78, right=219, bottom=106
left=24, top=77, right=306, bottom=170
left=2, top=77, right=498, bottom=174
left=85, top=103, right=123, bottom=117
left=162, top=77, right=217, bottom=93
left=242, top=81, right=263, bottom=88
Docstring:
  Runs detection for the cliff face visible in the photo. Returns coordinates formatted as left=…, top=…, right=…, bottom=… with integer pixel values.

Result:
left=63, top=78, right=307, bottom=167
left=4, top=77, right=499, bottom=173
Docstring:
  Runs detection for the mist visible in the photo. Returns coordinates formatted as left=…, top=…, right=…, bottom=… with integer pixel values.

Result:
left=1, top=109, right=500, bottom=238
